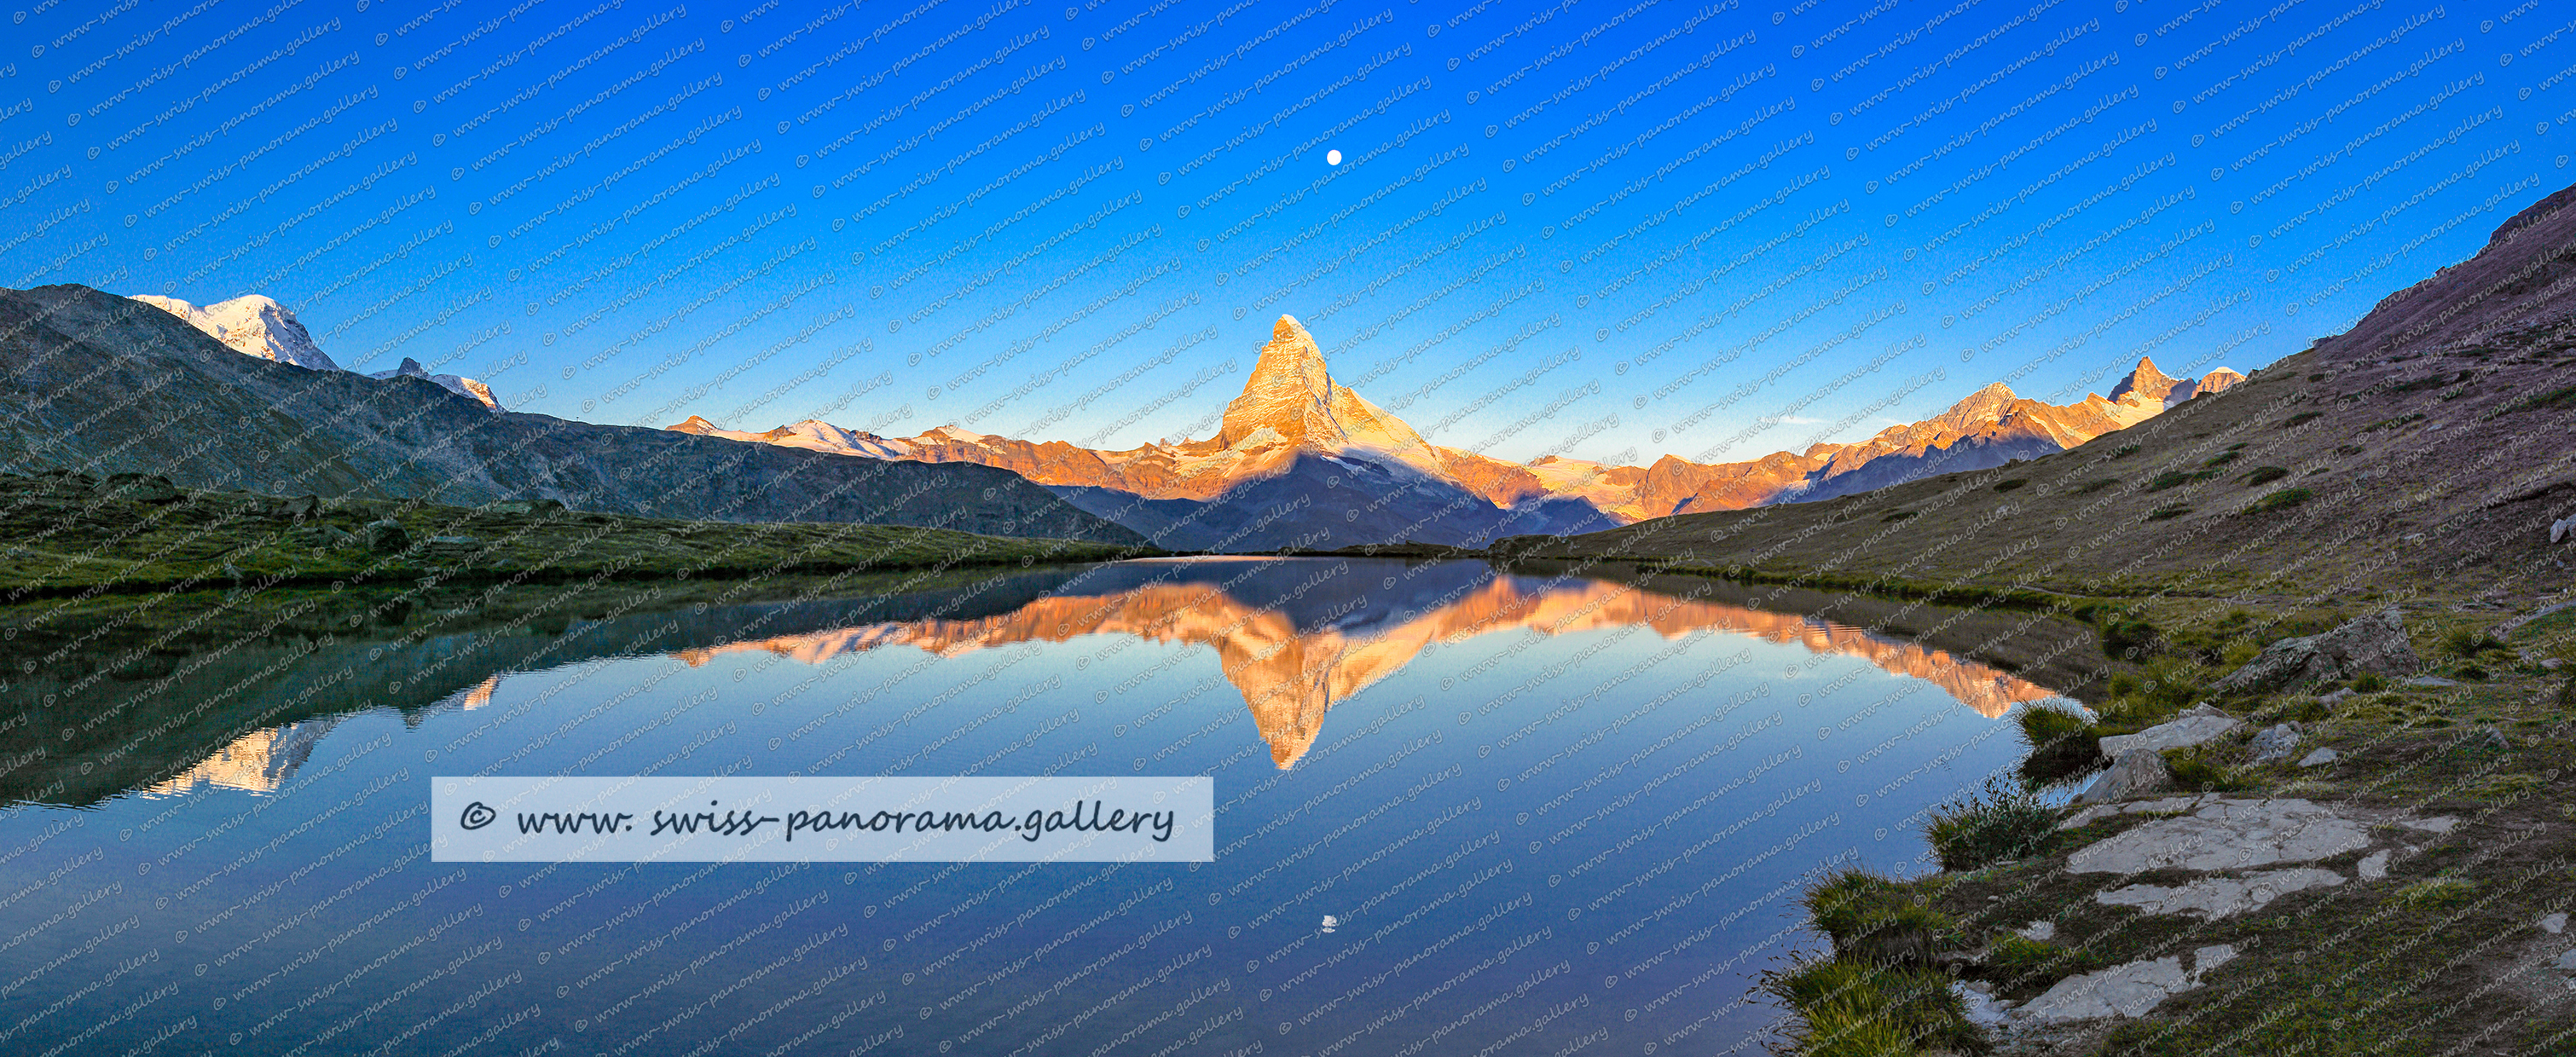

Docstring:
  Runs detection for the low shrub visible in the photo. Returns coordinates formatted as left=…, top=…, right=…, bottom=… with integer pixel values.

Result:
left=2110, top=443, right=2142, bottom=459
left=2145, top=471, right=2195, bottom=492
left=2146, top=505, right=2191, bottom=521
left=1925, top=779, right=2058, bottom=871
left=2075, top=477, right=2118, bottom=494
left=2243, top=488, right=2312, bottom=513
left=1882, top=510, right=1919, bottom=523
left=2102, top=620, right=2161, bottom=659
left=2162, top=745, right=2244, bottom=793
left=2438, top=627, right=2509, bottom=659
left=2241, top=465, right=2290, bottom=486
left=1993, top=478, right=2029, bottom=492
left=2280, top=412, right=2324, bottom=428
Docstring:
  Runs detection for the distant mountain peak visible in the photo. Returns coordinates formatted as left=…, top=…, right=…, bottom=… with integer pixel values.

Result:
left=130, top=291, right=502, bottom=410
left=671, top=415, right=721, bottom=434
left=132, top=293, right=339, bottom=371
left=1221, top=315, right=1337, bottom=448
left=2107, top=356, right=2179, bottom=403
left=662, top=313, right=2227, bottom=549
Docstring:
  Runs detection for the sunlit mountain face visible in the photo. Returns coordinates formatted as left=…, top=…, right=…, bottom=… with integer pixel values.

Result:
left=671, top=558, right=2056, bottom=768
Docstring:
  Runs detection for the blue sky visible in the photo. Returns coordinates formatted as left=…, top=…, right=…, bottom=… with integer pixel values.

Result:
left=7, top=0, right=2555, bottom=465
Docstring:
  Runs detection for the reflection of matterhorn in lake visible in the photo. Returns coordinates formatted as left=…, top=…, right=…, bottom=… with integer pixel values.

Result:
left=675, top=559, right=2057, bottom=768
left=147, top=717, right=344, bottom=795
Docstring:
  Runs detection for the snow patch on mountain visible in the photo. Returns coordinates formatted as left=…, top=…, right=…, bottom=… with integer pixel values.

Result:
left=131, top=292, right=503, bottom=411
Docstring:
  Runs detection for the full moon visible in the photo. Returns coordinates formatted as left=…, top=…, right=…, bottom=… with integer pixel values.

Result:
left=1325, top=149, right=1341, bottom=165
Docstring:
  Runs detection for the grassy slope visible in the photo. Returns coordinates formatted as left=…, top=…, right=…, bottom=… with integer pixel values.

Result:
left=0, top=470, right=1159, bottom=600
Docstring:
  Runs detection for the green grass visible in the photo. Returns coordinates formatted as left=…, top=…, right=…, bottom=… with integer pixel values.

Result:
left=2015, top=701, right=2110, bottom=783
left=1761, top=956, right=1988, bottom=1057
left=1992, top=478, right=2029, bottom=493
left=1925, top=779, right=2058, bottom=871
left=2110, top=443, right=2143, bottom=459
left=2280, top=411, right=2324, bottom=428
left=1770, top=873, right=1989, bottom=1056
left=2241, top=465, right=2290, bottom=486
left=2075, top=477, right=2118, bottom=494
left=2362, top=413, right=2426, bottom=432
left=2499, top=384, right=2576, bottom=414
left=2438, top=627, right=2510, bottom=659
left=2203, top=450, right=2241, bottom=467
left=0, top=475, right=1159, bottom=598
left=2243, top=488, right=2313, bottom=513
left=2146, top=471, right=2196, bottom=492
left=2146, top=505, right=2191, bottom=521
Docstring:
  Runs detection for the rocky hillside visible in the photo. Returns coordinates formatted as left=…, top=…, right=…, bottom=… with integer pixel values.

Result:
left=0, top=284, right=1143, bottom=544
left=1514, top=179, right=2576, bottom=607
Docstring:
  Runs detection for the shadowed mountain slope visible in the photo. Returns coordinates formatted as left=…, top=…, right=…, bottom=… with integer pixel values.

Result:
left=1510, top=181, right=2576, bottom=604
left=0, top=284, right=1141, bottom=543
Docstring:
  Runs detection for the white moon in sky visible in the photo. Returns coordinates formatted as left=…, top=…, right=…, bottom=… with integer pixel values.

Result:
left=1326, top=149, right=1342, bottom=165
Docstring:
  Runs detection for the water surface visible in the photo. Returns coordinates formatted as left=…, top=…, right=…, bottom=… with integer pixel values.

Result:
left=0, top=557, right=2069, bottom=1055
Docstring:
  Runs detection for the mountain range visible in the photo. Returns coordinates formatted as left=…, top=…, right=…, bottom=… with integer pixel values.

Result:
left=671, top=315, right=2239, bottom=550
left=0, top=284, right=1140, bottom=543
left=133, top=293, right=506, bottom=410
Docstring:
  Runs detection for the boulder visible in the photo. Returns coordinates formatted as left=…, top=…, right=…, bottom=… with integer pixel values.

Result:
left=363, top=518, right=410, bottom=555
left=2076, top=750, right=2174, bottom=804
left=2098, top=705, right=2243, bottom=757
left=273, top=494, right=320, bottom=521
left=2214, top=609, right=2420, bottom=694
left=292, top=523, right=356, bottom=550
left=2295, top=748, right=2339, bottom=768
left=2247, top=722, right=2303, bottom=763
left=102, top=472, right=179, bottom=504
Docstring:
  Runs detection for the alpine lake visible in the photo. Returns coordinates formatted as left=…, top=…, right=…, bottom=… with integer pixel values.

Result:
left=0, top=557, right=2100, bottom=1056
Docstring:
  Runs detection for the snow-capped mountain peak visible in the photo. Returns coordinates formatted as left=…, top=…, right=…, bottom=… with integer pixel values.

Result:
left=370, top=356, right=502, bottom=412
left=132, top=293, right=339, bottom=371
left=131, top=292, right=504, bottom=412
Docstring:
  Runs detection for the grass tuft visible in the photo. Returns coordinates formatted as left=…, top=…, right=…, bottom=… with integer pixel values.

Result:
left=2014, top=701, right=2110, bottom=784
left=2240, top=465, right=2290, bottom=486
left=1925, top=779, right=2058, bottom=871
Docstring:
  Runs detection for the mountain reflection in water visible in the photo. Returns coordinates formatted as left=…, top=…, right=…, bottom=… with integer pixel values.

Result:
left=669, top=558, right=2056, bottom=768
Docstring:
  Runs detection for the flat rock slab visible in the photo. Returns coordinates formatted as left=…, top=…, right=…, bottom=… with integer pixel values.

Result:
left=2098, top=711, right=2245, bottom=757
left=2068, top=798, right=2371, bottom=875
left=2014, top=944, right=2238, bottom=1023
left=2096, top=868, right=2345, bottom=918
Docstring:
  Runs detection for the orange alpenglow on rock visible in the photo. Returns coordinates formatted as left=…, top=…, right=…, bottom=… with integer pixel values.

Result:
left=664, top=315, right=2234, bottom=548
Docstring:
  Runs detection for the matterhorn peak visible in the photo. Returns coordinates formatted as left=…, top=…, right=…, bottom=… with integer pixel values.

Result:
left=2106, top=356, right=2180, bottom=404
left=1219, top=315, right=1337, bottom=448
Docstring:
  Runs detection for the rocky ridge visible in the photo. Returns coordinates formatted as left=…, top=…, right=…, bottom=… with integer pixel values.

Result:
left=672, top=315, right=2236, bottom=548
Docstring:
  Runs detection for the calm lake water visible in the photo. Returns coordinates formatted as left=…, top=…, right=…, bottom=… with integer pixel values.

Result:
left=0, top=557, right=2070, bottom=1056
